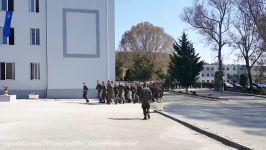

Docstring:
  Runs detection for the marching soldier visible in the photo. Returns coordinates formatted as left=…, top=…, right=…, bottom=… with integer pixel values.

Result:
left=118, top=83, right=125, bottom=104
left=150, top=83, right=156, bottom=103
left=154, top=85, right=163, bottom=102
left=96, top=80, right=102, bottom=103
left=137, top=83, right=143, bottom=103
left=82, top=82, right=89, bottom=103
left=124, top=83, right=131, bottom=103
left=130, top=83, right=138, bottom=104
left=101, top=81, right=107, bottom=103
left=141, top=83, right=152, bottom=120
left=106, top=80, right=113, bottom=104
left=114, top=83, right=119, bottom=104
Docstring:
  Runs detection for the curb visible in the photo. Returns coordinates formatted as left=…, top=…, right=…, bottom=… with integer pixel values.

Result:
left=154, top=110, right=252, bottom=150
left=224, top=91, right=266, bottom=99
left=169, top=91, right=228, bottom=101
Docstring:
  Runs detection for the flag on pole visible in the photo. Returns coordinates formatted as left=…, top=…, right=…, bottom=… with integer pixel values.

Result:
left=3, top=11, right=13, bottom=38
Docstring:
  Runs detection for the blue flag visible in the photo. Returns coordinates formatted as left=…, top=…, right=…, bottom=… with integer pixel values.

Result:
left=3, top=11, right=13, bottom=38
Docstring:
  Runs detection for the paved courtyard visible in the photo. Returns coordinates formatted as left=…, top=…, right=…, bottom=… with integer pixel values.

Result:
left=0, top=100, right=233, bottom=150
left=163, top=91, right=266, bottom=150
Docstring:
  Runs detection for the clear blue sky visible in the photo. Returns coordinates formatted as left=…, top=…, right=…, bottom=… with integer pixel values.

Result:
left=115, top=0, right=237, bottom=64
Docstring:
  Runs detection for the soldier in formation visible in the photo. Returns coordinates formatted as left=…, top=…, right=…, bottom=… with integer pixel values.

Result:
left=118, top=82, right=125, bottom=104
left=96, top=80, right=102, bottom=103
left=101, top=81, right=107, bottom=103
left=82, top=82, right=89, bottom=103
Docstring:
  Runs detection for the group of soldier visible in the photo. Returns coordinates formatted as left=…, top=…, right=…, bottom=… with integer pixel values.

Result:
left=83, top=80, right=163, bottom=120
left=95, top=80, right=164, bottom=105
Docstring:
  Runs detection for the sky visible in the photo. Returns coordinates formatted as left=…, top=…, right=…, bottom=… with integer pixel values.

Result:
left=115, top=0, right=239, bottom=64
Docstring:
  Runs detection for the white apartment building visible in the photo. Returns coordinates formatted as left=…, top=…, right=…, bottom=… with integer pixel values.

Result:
left=0, top=0, right=115, bottom=98
left=198, top=64, right=266, bottom=84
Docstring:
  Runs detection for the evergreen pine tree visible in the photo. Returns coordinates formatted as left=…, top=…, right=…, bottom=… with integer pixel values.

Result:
left=132, top=53, right=154, bottom=81
left=169, top=33, right=204, bottom=93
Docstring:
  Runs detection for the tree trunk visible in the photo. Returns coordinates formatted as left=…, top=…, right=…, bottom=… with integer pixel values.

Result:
left=185, top=87, right=188, bottom=94
left=217, top=23, right=224, bottom=92
left=245, top=57, right=253, bottom=92
left=247, top=67, right=253, bottom=92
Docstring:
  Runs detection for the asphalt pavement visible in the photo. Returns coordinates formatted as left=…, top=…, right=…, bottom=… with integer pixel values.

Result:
left=0, top=100, right=234, bottom=150
left=163, top=91, right=266, bottom=150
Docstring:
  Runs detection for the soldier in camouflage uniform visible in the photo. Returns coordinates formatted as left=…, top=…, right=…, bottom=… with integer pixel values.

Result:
left=137, top=83, right=143, bottom=103
left=96, top=80, right=102, bottom=103
left=130, top=83, right=138, bottom=104
left=141, top=83, right=152, bottom=120
left=118, top=83, right=125, bottom=104
left=83, top=82, right=89, bottom=103
left=124, top=83, right=131, bottom=103
left=114, top=83, right=119, bottom=104
left=101, top=81, right=107, bottom=103
left=106, top=80, right=113, bottom=105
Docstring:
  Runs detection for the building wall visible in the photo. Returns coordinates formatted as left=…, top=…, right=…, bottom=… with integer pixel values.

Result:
left=46, top=0, right=115, bottom=98
left=0, top=0, right=115, bottom=98
left=0, top=0, right=47, bottom=98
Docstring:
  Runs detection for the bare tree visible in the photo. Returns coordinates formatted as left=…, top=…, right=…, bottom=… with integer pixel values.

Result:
left=119, top=22, right=174, bottom=53
left=229, top=2, right=263, bottom=90
left=236, top=0, right=266, bottom=42
left=182, top=0, right=232, bottom=91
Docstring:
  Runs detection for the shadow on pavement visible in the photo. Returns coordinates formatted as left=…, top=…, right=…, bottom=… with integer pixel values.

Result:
left=108, top=118, right=142, bottom=121
left=64, top=102, right=105, bottom=105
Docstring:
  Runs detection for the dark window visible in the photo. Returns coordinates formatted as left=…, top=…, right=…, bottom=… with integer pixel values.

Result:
left=30, top=63, right=40, bottom=80
left=8, top=0, right=13, bottom=11
left=0, top=62, right=15, bottom=80
left=30, top=28, right=40, bottom=45
left=0, top=63, right=5, bottom=80
left=30, top=0, right=39, bottom=13
left=36, top=0, right=39, bottom=12
left=9, top=28, right=14, bottom=45
left=1, top=0, right=7, bottom=10
left=0, top=27, right=7, bottom=45
left=0, top=27, right=14, bottom=45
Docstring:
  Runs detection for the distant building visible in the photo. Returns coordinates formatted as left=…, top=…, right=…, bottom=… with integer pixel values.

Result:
left=0, top=0, right=115, bottom=98
left=197, top=64, right=266, bottom=84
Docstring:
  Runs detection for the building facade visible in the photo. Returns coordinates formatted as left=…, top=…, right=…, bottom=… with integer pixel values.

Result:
left=0, top=0, right=115, bottom=98
left=197, top=64, right=266, bottom=84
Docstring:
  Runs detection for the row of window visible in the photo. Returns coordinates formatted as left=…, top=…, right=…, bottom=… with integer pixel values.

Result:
left=204, top=67, right=244, bottom=71
left=202, top=74, right=215, bottom=77
left=202, top=80, right=231, bottom=83
left=205, top=67, right=215, bottom=71
left=0, top=27, right=40, bottom=46
left=1, top=0, right=39, bottom=12
left=202, top=80, right=214, bottom=83
left=202, top=74, right=236, bottom=77
left=0, top=62, right=40, bottom=80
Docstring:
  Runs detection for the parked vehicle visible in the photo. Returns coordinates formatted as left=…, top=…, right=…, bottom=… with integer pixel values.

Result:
left=253, top=83, right=264, bottom=89
left=224, top=82, right=233, bottom=88
left=261, top=83, right=266, bottom=88
left=233, top=83, right=242, bottom=89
